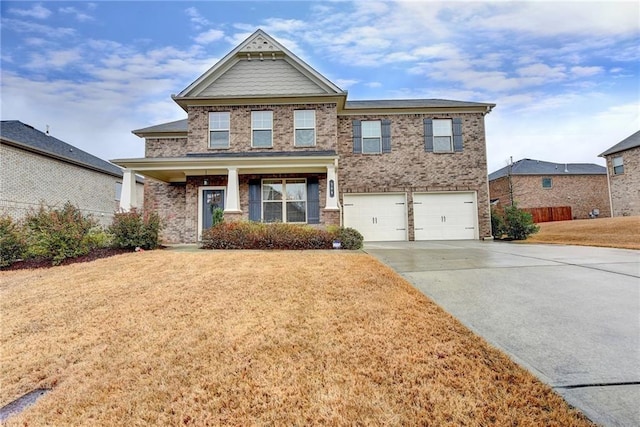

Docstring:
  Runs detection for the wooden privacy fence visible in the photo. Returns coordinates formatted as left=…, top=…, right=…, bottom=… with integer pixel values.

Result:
left=524, top=206, right=572, bottom=223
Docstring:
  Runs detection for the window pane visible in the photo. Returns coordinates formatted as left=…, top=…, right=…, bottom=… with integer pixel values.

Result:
left=295, top=129, right=315, bottom=146
left=210, top=131, right=229, bottom=148
left=362, top=137, right=381, bottom=153
left=263, top=181, right=282, bottom=200
left=252, top=111, right=272, bottom=128
left=294, top=110, right=315, bottom=128
left=433, top=119, right=452, bottom=136
left=362, top=121, right=381, bottom=137
left=542, top=178, right=552, bottom=188
left=253, top=130, right=272, bottom=147
left=286, top=202, right=306, bottom=222
left=285, top=181, right=306, bottom=201
left=209, top=112, right=229, bottom=130
left=263, top=202, right=283, bottom=222
left=433, top=136, right=452, bottom=152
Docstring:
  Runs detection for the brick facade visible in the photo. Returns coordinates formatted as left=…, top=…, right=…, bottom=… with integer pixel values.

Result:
left=337, top=113, right=492, bottom=239
left=489, top=174, right=610, bottom=219
left=1, top=143, right=143, bottom=227
left=604, top=146, right=640, bottom=216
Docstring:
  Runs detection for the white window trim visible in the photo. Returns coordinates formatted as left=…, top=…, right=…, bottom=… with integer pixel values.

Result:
left=294, top=110, right=316, bottom=147
left=433, top=119, right=454, bottom=153
left=251, top=111, right=273, bottom=148
left=261, top=178, right=307, bottom=223
left=209, top=112, right=230, bottom=149
left=362, top=120, right=382, bottom=154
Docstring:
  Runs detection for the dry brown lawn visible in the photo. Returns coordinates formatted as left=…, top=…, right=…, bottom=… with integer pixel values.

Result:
left=526, top=216, right=640, bottom=249
left=1, top=251, right=593, bottom=426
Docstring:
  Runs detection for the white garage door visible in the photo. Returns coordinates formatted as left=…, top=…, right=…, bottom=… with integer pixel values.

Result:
left=343, top=193, right=407, bottom=241
left=413, top=192, right=477, bottom=240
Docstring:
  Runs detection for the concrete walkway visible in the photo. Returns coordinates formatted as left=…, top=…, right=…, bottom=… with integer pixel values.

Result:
left=365, top=241, right=640, bottom=427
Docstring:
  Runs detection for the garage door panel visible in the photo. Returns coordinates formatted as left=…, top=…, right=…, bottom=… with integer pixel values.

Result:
left=343, top=194, right=407, bottom=241
left=413, top=192, right=477, bottom=240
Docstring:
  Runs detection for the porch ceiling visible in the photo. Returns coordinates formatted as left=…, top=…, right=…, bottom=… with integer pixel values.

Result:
left=111, top=155, right=338, bottom=183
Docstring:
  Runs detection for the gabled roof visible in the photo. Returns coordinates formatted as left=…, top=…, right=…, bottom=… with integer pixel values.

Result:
left=345, top=99, right=495, bottom=110
left=489, top=158, right=606, bottom=181
left=599, top=130, right=640, bottom=157
left=0, top=120, right=124, bottom=178
left=174, top=29, right=344, bottom=105
left=133, top=118, right=188, bottom=137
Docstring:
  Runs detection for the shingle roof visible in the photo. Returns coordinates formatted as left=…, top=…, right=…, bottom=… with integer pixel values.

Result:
left=186, top=150, right=337, bottom=158
left=345, top=99, right=495, bottom=110
left=132, top=119, right=188, bottom=136
left=599, top=130, right=640, bottom=157
left=488, top=158, right=606, bottom=181
left=0, top=120, right=124, bottom=178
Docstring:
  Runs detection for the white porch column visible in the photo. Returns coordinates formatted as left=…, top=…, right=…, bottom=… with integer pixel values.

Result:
left=120, top=169, right=138, bottom=211
left=225, top=167, right=241, bottom=212
left=325, top=163, right=339, bottom=210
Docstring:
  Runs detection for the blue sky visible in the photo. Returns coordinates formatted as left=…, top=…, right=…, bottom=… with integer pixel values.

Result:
left=1, top=1, right=638, bottom=172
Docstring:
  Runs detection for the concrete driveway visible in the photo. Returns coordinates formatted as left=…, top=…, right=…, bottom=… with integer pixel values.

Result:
left=365, top=240, right=640, bottom=427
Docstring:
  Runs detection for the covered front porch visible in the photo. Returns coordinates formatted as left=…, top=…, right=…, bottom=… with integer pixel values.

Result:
left=112, top=151, right=341, bottom=243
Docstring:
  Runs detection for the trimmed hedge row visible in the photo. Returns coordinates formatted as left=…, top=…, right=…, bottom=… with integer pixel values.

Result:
left=200, top=221, right=363, bottom=250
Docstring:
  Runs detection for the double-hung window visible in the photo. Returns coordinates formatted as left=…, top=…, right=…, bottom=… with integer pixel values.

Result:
left=209, top=112, right=230, bottom=148
left=252, top=111, right=273, bottom=148
left=433, top=119, right=453, bottom=152
left=262, top=179, right=306, bottom=223
left=361, top=121, right=382, bottom=154
left=613, top=156, right=624, bottom=175
left=294, top=110, right=316, bottom=147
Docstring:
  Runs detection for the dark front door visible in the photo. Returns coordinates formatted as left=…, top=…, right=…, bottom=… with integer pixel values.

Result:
left=202, top=189, right=225, bottom=230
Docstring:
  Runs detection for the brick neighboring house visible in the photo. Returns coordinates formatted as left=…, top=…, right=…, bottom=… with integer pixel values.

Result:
left=599, top=130, right=640, bottom=217
left=488, top=158, right=610, bottom=220
left=0, top=120, right=144, bottom=226
left=113, top=30, right=495, bottom=243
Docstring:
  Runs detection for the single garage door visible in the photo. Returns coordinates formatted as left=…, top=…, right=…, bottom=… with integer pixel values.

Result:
left=343, top=193, right=407, bottom=241
left=413, top=192, right=477, bottom=240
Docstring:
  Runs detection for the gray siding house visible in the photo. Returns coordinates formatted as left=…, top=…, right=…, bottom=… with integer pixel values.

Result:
left=0, top=120, right=143, bottom=226
left=599, top=130, right=640, bottom=217
left=113, top=30, right=495, bottom=243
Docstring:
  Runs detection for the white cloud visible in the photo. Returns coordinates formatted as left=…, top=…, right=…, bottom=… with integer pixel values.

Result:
left=185, top=7, right=210, bottom=29
left=26, top=48, right=83, bottom=70
left=366, top=82, right=382, bottom=88
left=59, top=6, right=94, bottom=22
left=194, top=29, right=225, bottom=45
left=8, top=3, right=51, bottom=19
left=1, top=18, right=76, bottom=38
left=334, top=79, right=359, bottom=89
left=571, top=66, right=604, bottom=77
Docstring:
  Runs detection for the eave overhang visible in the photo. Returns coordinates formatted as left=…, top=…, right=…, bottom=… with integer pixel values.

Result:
left=338, top=104, right=495, bottom=116
left=172, top=93, right=347, bottom=111
left=111, top=153, right=339, bottom=183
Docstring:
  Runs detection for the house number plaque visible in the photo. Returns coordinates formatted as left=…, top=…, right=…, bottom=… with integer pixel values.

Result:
left=329, top=180, right=335, bottom=197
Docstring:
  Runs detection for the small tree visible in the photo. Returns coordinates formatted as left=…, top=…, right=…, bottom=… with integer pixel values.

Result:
left=502, top=203, right=539, bottom=240
left=0, top=215, right=27, bottom=268
left=109, top=208, right=162, bottom=250
left=491, top=207, right=506, bottom=238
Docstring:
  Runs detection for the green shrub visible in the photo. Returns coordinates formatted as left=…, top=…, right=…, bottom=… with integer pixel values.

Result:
left=491, top=207, right=506, bottom=238
left=201, top=221, right=337, bottom=250
left=24, top=202, right=98, bottom=265
left=109, top=208, right=162, bottom=250
left=0, top=215, right=27, bottom=268
left=212, top=208, right=224, bottom=227
left=329, top=226, right=364, bottom=250
left=499, top=203, right=540, bottom=240
left=83, top=227, right=113, bottom=249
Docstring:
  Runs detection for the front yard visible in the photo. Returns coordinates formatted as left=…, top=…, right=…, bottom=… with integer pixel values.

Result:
left=1, top=251, right=593, bottom=425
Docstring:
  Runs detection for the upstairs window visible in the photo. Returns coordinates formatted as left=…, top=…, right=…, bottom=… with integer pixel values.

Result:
left=424, top=118, right=463, bottom=152
left=252, top=111, right=273, bottom=148
left=433, top=119, right=453, bottom=152
left=613, top=156, right=624, bottom=175
left=209, top=112, right=230, bottom=148
left=294, top=110, right=316, bottom=147
left=361, top=121, right=382, bottom=154
left=542, top=177, right=552, bottom=188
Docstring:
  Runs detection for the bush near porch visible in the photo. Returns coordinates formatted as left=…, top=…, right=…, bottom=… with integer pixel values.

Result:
left=200, top=221, right=363, bottom=250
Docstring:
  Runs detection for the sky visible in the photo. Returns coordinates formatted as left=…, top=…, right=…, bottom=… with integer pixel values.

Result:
left=1, top=1, right=639, bottom=172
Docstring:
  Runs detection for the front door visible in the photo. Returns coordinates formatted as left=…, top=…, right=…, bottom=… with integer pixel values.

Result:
left=202, top=189, right=225, bottom=230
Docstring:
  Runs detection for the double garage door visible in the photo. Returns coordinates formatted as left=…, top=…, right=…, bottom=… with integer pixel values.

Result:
left=343, top=192, right=477, bottom=241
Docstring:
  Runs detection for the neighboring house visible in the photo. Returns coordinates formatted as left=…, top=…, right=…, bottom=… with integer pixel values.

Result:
left=488, top=158, right=610, bottom=221
left=0, top=120, right=144, bottom=226
left=112, top=29, right=495, bottom=243
left=599, top=130, right=640, bottom=217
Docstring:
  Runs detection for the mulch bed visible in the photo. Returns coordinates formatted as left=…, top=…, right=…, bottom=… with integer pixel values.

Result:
left=2, top=248, right=132, bottom=271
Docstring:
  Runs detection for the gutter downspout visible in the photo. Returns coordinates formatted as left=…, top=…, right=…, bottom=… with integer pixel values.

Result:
left=604, top=157, right=614, bottom=217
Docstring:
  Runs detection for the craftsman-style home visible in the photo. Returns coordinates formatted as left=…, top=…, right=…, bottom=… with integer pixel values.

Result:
left=113, top=30, right=495, bottom=242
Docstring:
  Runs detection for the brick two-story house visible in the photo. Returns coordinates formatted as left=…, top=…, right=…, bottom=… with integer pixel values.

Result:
left=113, top=30, right=495, bottom=243
left=599, top=130, right=640, bottom=217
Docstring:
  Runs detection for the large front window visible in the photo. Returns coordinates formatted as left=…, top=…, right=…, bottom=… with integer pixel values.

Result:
left=433, top=119, right=453, bottom=152
left=252, top=111, right=273, bottom=148
left=294, top=110, right=316, bottom=147
left=209, top=112, right=230, bottom=148
left=361, top=121, right=381, bottom=154
left=262, top=179, right=306, bottom=223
